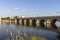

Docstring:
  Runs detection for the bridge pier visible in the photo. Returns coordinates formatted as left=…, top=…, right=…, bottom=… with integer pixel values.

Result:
left=24, top=19, right=26, bottom=25
left=46, top=19, right=51, bottom=28
left=14, top=19, right=19, bottom=24
left=24, top=19, right=30, bottom=26
left=29, top=19, right=32, bottom=26
left=19, top=19, right=22, bottom=25
left=36, top=19, right=40, bottom=27
left=15, top=19, right=17, bottom=24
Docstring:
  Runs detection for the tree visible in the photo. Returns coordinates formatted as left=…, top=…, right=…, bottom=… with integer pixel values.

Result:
left=14, top=16, right=18, bottom=19
left=5, top=17, right=10, bottom=20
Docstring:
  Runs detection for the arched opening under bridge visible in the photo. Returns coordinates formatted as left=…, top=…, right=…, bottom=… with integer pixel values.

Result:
left=40, top=19, right=45, bottom=28
left=51, top=19, right=57, bottom=28
left=32, top=19, right=36, bottom=26
left=26, top=19, right=29, bottom=26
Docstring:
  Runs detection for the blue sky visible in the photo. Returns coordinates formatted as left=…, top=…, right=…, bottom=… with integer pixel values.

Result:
left=0, top=0, right=60, bottom=17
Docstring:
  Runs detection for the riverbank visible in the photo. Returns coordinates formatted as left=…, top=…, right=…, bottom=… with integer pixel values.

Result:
left=57, top=28, right=60, bottom=40
left=29, top=36, right=46, bottom=40
left=57, top=28, right=60, bottom=35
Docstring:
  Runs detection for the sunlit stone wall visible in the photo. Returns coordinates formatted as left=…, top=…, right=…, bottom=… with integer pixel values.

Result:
left=36, top=19, right=40, bottom=27
left=19, top=19, right=22, bottom=25
left=29, top=19, right=32, bottom=26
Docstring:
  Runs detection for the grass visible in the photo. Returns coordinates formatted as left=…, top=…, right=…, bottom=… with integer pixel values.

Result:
left=57, top=28, right=60, bottom=34
left=29, top=36, right=46, bottom=40
left=57, top=28, right=60, bottom=40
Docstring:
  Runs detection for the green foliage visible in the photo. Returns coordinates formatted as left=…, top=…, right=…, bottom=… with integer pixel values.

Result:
left=1, top=18, right=6, bottom=20
left=14, top=16, right=18, bottom=19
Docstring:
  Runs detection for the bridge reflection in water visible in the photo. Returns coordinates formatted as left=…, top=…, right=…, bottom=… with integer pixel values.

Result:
left=0, top=23, right=59, bottom=40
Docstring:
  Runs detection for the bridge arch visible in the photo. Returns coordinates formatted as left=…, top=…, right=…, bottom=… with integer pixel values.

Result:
left=26, top=19, right=29, bottom=26
left=17, top=19, right=19, bottom=24
left=32, top=19, right=36, bottom=26
left=40, top=19, right=45, bottom=27
left=51, top=19, right=57, bottom=28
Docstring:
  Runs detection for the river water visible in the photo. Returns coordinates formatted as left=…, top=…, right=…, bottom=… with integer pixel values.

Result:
left=0, top=23, right=59, bottom=40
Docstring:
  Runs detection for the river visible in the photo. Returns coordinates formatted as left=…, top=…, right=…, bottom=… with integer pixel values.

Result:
left=0, top=23, right=59, bottom=40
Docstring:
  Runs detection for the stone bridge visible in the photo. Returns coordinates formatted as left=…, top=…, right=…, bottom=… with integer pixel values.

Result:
left=1, top=16, right=60, bottom=28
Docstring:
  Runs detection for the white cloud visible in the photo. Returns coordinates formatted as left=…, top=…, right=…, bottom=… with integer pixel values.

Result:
left=14, top=8, right=19, bottom=10
left=22, top=8, right=27, bottom=11
left=14, top=8, right=28, bottom=11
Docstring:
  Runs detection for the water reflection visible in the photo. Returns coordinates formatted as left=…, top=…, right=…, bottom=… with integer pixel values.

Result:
left=0, top=23, right=59, bottom=40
